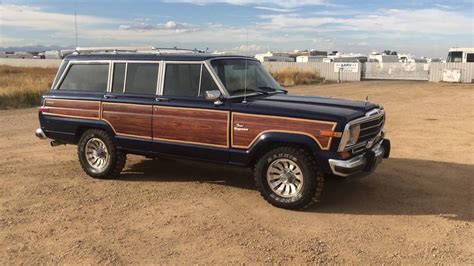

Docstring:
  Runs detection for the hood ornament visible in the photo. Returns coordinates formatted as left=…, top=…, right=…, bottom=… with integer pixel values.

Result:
left=365, top=96, right=369, bottom=107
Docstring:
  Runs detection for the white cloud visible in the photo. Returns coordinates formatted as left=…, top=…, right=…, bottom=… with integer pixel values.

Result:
left=258, top=8, right=473, bottom=34
left=0, top=3, right=471, bottom=58
left=232, top=44, right=270, bottom=53
left=254, top=6, right=297, bottom=12
left=0, top=4, right=120, bottom=32
left=162, top=0, right=328, bottom=8
left=119, top=21, right=197, bottom=33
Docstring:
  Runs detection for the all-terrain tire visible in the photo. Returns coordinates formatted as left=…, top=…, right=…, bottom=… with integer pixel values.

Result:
left=254, top=146, right=324, bottom=210
left=77, top=129, right=126, bottom=179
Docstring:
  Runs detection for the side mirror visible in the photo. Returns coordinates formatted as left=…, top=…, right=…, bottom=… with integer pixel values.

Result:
left=205, top=90, right=221, bottom=101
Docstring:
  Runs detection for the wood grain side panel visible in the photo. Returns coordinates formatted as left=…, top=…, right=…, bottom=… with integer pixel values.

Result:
left=232, top=113, right=337, bottom=150
left=43, top=99, right=100, bottom=119
left=153, top=106, right=229, bottom=148
left=102, top=103, right=153, bottom=139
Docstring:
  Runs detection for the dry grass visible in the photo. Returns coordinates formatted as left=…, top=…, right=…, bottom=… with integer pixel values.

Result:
left=270, top=68, right=324, bottom=87
left=0, top=65, right=57, bottom=109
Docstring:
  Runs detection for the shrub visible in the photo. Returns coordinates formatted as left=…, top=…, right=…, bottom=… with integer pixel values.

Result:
left=0, top=65, right=57, bottom=109
left=270, top=68, right=324, bottom=87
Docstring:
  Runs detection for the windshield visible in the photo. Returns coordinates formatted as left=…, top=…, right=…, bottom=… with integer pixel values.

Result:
left=211, top=59, right=282, bottom=97
left=447, top=51, right=463, bottom=62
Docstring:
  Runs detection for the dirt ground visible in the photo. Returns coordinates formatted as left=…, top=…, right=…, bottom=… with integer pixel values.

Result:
left=1, top=81, right=473, bottom=264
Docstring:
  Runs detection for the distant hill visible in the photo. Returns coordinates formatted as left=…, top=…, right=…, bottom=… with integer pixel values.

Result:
left=0, top=45, right=74, bottom=53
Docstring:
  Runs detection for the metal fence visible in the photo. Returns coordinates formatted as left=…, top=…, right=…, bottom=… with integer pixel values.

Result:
left=363, top=62, right=430, bottom=81
left=429, top=63, right=474, bottom=83
left=1, top=58, right=473, bottom=83
left=262, top=62, right=362, bottom=82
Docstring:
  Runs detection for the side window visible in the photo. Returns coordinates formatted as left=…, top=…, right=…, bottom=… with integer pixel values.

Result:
left=466, top=53, right=474, bottom=63
left=163, top=64, right=201, bottom=97
left=58, top=64, right=108, bottom=91
left=112, top=63, right=126, bottom=93
left=200, top=67, right=220, bottom=95
left=125, top=63, right=159, bottom=94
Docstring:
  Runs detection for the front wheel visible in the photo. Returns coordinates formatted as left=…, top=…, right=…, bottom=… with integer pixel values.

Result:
left=254, top=146, right=324, bottom=210
left=77, top=129, right=126, bottom=179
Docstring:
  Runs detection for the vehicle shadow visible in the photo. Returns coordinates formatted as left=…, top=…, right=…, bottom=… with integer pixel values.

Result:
left=119, top=157, right=255, bottom=191
left=119, top=157, right=473, bottom=222
left=314, top=158, right=473, bottom=222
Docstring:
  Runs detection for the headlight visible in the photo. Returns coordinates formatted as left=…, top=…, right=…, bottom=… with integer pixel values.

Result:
left=346, top=124, right=360, bottom=146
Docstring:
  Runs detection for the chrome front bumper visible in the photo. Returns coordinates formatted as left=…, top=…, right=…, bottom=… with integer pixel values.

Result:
left=35, top=128, right=47, bottom=140
left=328, top=140, right=389, bottom=177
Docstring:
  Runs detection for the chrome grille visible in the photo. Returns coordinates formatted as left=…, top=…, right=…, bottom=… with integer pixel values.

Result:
left=339, top=108, right=385, bottom=153
left=358, top=114, right=385, bottom=142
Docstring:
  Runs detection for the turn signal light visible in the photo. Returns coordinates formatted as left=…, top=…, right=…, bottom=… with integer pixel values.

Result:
left=38, top=107, right=49, bottom=113
left=318, top=131, right=341, bottom=137
left=339, top=151, right=351, bottom=160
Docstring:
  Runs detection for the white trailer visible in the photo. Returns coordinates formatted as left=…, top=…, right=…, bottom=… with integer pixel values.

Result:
left=447, top=47, right=474, bottom=63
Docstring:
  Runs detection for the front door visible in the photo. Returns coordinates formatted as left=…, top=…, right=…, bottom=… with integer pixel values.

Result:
left=101, top=62, right=159, bottom=152
left=151, top=62, right=230, bottom=162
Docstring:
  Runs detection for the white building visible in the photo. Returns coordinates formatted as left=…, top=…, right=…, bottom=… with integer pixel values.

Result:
left=296, top=55, right=326, bottom=63
left=255, top=52, right=295, bottom=62
left=325, top=52, right=367, bottom=63
left=367, top=52, right=399, bottom=67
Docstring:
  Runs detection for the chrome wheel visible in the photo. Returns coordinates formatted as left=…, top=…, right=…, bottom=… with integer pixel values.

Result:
left=266, top=158, right=304, bottom=198
left=85, top=138, right=110, bottom=171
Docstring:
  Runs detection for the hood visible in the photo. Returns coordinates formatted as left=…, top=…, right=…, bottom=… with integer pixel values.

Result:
left=232, top=93, right=379, bottom=126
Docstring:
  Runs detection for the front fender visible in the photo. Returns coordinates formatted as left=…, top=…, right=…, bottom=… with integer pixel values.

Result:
left=230, top=131, right=337, bottom=171
left=249, top=132, right=322, bottom=155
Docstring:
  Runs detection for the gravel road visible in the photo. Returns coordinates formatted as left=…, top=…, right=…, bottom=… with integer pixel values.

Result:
left=1, top=81, right=473, bottom=264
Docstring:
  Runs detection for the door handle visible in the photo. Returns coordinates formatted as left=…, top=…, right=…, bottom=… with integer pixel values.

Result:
left=104, top=95, right=117, bottom=99
left=155, top=97, right=171, bottom=102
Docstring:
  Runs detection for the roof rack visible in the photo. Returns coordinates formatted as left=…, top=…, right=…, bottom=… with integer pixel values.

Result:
left=72, top=46, right=206, bottom=55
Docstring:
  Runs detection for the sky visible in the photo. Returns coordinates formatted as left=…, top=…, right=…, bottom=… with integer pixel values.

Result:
left=0, top=0, right=473, bottom=57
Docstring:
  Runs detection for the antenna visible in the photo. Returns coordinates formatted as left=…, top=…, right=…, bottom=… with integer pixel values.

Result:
left=74, top=10, right=78, bottom=47
left=242, top=26, right=249, bottom=104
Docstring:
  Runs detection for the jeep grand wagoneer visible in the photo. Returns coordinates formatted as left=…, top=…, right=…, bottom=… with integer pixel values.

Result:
left=36, top=47, right=390, bottom=210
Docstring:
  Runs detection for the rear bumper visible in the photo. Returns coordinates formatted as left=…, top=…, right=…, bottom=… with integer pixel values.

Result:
left=328, top=139, right=390, bottom=177
left=35, top=128, right=47, bottom=140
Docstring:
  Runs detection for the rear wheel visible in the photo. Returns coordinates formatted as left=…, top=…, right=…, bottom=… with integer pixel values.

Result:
left=254, top=146, right=324, bottom=210
left=77, top=129, right=126, bottom=179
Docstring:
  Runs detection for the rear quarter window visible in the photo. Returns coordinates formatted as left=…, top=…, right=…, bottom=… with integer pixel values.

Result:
left=58, top=63, right=109, bottom=92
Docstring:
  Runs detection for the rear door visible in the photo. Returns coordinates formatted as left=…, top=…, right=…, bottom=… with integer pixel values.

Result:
left=41, top=61, right=109, bottom=141
left=101, top=61, right=160, bottom=152
left=151, top=62, right=230, bottom=162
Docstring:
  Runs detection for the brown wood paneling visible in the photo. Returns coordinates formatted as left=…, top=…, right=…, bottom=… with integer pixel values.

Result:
left=232, top=113, right=337, bottom=150
left=43, top=99, right=100, bottom=119
left=153, top=106, right=229, bottom=148
left=102, top=103, right=153, bottom=139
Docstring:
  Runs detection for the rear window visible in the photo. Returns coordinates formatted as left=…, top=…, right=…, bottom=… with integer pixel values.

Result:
left=58, top=64, right=108, bottom=91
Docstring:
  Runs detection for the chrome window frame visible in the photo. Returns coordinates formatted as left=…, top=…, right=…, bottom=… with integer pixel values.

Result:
left=50, top=59, right=68, bottom=90
left=53, top=58, right=242, bottom=98
left=207, top=57, right=284, bottom=99
left=160, top=61, right=228, bottom=98
left=53, top=60, right=111, bottom=91
left=109, top=60, right=161, bottom=95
